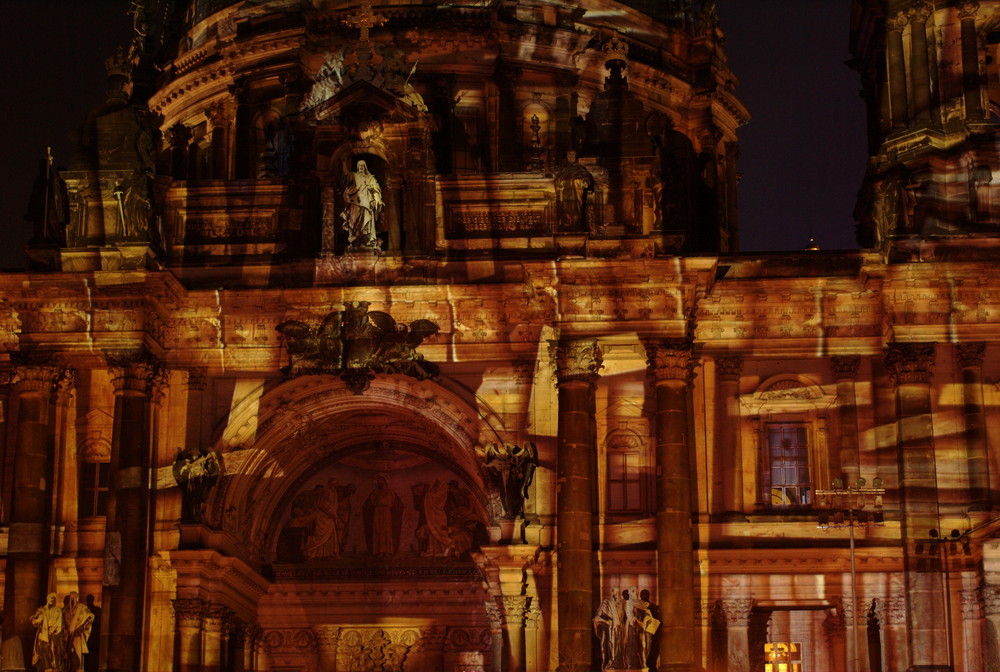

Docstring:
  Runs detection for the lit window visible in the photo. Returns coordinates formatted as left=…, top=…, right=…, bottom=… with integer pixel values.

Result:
left=79, top=461, right=110, bottom=518
left=608, top=450, right=642, bottom=512
left=767, top=424, right=810, bottom=507
left=764, top=642, right=802, bottom=672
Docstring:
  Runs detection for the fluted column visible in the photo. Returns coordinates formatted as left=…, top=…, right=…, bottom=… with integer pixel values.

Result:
left=957, top=343, right=991, bottom=511
left=831, top=356, right=861, bottom=487
left=0, top=357, right=67, bottom=672
left=959, top=2, right=983, bottom=120
left=720, top=598, right=753, bottom=672
left=175, top=598, right=205, bottom=672
left=645, top=339, right=697, bottom=671
left=884, top=343, right=948, bottom=671
left=715, top=356, right=745, bottom=521
left=887, top=13, right=910, bottom=129
left=908, top=4, right=933, bottom=123
left=549, top=338, right=601, bottom=671
left=102, top=351, right=166, bottom=672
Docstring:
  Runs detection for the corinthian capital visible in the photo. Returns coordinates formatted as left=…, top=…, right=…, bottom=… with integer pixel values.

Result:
left=957, top=342, right=985, bottom=369
left=958, top=1, right=979, bottom=19
left=715, top=355, right=743, bottom=382
left=548, top=339, right=602, bottom=384
left=106, top=350, right=167, bottom=399
left=884, top=342, right=935, bottom=386
left=830, top=355, right=860, bottom=380
left=644, top=338, right=695, bottom=384
left=908, top=2, right=933, bottom=23
left=720, top=598, right=754, bottom=627
left=9, top=352, right=69, bottom=394
left=888, top=11, right=909, bottom=32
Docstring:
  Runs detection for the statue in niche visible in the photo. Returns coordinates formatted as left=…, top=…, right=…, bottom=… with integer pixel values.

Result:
left=554, top=151, right=594, bottom=232
left=120, top=169, right=153, bottom=239
left=341, top=160, right=383, bottom=250
left=363, top=474, right=403, bottom=556
left=411, top=479, right=487, bottom=559
left=62, top=592, right=94, bottom=672
left=172, top=446, right=220, bottom=523
left=481, top=442, right=536, bottom=518
left=593, top=586, right=625, bottom=670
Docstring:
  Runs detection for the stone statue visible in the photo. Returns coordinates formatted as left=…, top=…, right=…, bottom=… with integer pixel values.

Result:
left=172, top=446, right=220, bottom=523
left=412, top=479, right=487, bottom=559
left=554, top=151, right=594, bottom=232
left=30, top=593, right=63, bottom=672
left=363, top=474, right=403, bottom=556
left=341, top=160, right=383, bottom=250
left=624, top=586, right=659, bottom=670
left=25, top=157, right=69, bottom=244
left=593, top=587, right=625, bottom=670
left=482, top=442, right=537, bottom=518
left=303, top=479, right=343, bottom=560
left=62, top=592, right=94, bottom=672
left=121, top=169, right=153, bottom=239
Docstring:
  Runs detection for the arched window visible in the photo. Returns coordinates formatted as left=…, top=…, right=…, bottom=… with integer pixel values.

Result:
left=605, top=429, right=645, bottom=514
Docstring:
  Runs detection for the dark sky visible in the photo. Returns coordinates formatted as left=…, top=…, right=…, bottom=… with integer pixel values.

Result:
left=0, top=1, right=865, bottom=269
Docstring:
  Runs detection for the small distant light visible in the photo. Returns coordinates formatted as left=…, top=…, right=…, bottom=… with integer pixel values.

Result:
left=805, top=238, right=820, bottom=251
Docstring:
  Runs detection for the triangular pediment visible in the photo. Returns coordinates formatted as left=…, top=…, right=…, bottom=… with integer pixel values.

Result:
left=303, top=80, right=423, bottom=124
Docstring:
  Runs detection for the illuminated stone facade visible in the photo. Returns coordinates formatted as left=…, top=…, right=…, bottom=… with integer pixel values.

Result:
left=1, top=1, right=999, bottom=672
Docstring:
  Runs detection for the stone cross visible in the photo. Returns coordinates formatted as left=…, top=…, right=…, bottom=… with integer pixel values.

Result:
left=344, top=2, right=387, bottom=44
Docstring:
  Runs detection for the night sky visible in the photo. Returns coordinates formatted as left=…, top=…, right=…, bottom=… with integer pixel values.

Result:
left=0, top=1, right=866, bottom=269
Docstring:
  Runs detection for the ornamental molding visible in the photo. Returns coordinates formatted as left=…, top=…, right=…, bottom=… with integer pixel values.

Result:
left=884, top=342, right=936, bottom=386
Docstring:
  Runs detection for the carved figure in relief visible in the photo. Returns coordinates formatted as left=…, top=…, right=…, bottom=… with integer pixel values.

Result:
left=554, top=151, right=594, bottom=232
left=62, top=592, right=94, bottom=672
left=412, top=479, right=487, bottom=559
left=303, top=479, right=343, bottom=560
left=363, top=474, right=403, bottom=556
left=30, top=593, right=63, bottom=672
left=341, top=160, right=383, bottom=250
left=593, top=586, right=625, bottom=670
left=481, top=442, right=536, bottom=518
left=172, top=446, right=220, bottom=523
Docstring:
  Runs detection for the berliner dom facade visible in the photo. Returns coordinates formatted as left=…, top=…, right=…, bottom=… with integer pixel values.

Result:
left=1, top=1, right=999, bottom=671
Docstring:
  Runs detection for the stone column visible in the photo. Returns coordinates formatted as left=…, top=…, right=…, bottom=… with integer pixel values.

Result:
left=549, top=338, right=601, bottom=671
left=502, top=596, right=530, bottom=672
left=205, top=101, right=230, bottom=180
left=524, top=603, right=542, bottom=672
left=174, top=598, right=205, bottom=672
left=831, top=356, right=861, bottom=487
left=315, top=625, right=340, bottom=672
left=203, top=604, right=231, bottom=672
left=645, top=339, right=697, bottom=671
left=957, top=343, right=991, bottom=511
left=881, top=596, right=908, bottom=672
left=102, top=351, right=166, bottom=672
left=984, top=585, right=1000, bottom=672
left=908, top=4, right=933, bottom=123
left=884, top=343, right=949, bottom=671
left=842, top=597, right=871, bottom=672
left=959, top=2, right=983, bottom=120
left=960, top=586, right=984, bottom=672
left=720, top=598, right=753, bottom=672
left=886, top=12, right=910, bottom=129
left=0, top=358, right=66, bottom=672
left=715, top=356, right=745, bottom=521
left=823, top=608, right=847, bottom=672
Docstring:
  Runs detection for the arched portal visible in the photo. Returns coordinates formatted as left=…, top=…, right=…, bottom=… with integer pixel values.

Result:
left=180, top=375, right=502, bottom=671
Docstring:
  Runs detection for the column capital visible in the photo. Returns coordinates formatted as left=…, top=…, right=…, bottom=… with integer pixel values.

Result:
left=9, top=352, right=69, bottom=394
left=173, top=598, right=206, bottom=627
left=205, top=100, right=231, bottom=128
left=183, top=367, right=209, bottom=391
left=548, top=338, right=602, bottom=385
left=643, top=338, right=695, bottom=384
left=888, top=11, right=909, bottom=32
left=500, top=595, right=529, bottom=626
left=823, top=608, right=845, bottom=644
left=484, top=600, right=503, bottom=633
left=715, top=355, right=743, bottom=381
left=908, top=2, right=933, bottom=23
left=958, top=0, right=980, bottom=19
left=983, top=585, right=1000, bottom=616
left=957, top=342, right=985, bottom=369
left=719, top=598, right=753, bottom=627
left=167, top=122, right=193, bottom=149
left=203, top=603, right=232, bottom=628
left=884, top=342, right=935, bottom=386
left=830, top=355, right=861, bottom=381
left=106, top=350, right=167, bottom=399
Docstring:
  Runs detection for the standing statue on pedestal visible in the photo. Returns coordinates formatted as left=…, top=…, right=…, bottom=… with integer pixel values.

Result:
left=62, top=592, right=94, bottom=672
left=593, top=586, right=625, bottom=670
left=30, top=593, right=63, bottom=672
left=172, top=446, right=221, bottom=523
left=340, top=160, right=383, bottom=250
left=554, top=151, right=594, bottom=232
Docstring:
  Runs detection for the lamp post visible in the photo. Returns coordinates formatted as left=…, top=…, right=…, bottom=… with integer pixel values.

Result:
left=816, top=477, right=885, bottom=672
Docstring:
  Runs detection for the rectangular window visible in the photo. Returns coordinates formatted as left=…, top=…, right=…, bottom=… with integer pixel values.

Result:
left=608, top=451, right=642, bottom=512
left=764, top=642, right=803, bottom=672
left=79, top=461, right=110, bottom=518
left=767, top=424, right=810, bottom=507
